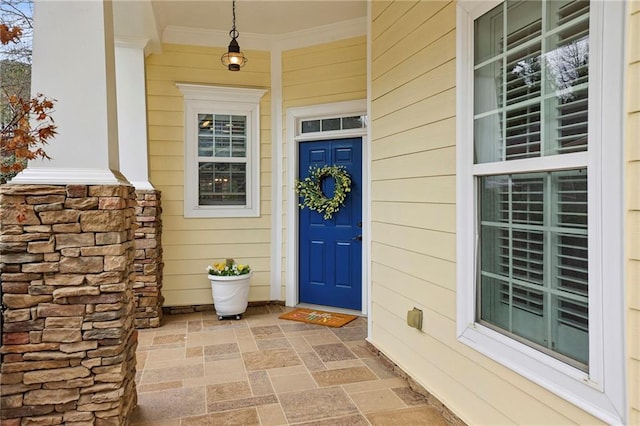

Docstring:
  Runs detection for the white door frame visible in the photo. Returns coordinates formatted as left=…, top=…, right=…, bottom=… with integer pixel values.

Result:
left=285, top=99, right=369, bottom=314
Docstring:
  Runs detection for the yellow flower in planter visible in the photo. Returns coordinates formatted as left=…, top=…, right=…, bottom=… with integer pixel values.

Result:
left=207, top=258, right=251, bottom=276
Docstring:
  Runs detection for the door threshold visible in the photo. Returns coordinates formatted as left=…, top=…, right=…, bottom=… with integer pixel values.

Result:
left=295, top=303, right=366, bottom=318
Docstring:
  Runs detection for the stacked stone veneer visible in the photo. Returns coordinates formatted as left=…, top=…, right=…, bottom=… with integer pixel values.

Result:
left=0, top=184, right=138, bottom=425
left=133, top=190, right=163, bottom=329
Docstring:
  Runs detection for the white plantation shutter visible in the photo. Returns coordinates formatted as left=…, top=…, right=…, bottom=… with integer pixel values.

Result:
left=474, top=0, right=590, bottom=369
left=198, top=114, right=248, bottom=206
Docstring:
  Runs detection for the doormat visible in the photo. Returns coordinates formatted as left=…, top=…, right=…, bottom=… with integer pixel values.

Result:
left=279, top=308, right=358, bottom=328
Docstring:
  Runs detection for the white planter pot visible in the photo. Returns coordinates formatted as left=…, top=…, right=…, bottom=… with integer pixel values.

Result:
left=208, top=272, right=252, bottom=319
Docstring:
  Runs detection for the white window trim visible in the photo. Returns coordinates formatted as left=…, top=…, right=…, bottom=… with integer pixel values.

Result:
left=455, top=1, right=627, bottom=424
left=177, top=84, right=267, bottom=218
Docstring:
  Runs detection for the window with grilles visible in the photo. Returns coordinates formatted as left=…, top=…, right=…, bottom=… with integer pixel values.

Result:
left=178, top=84, right=265, bottom=218
left=473, top=0, right=590, bottom=370
left=198, top=114, right=248, bottom=206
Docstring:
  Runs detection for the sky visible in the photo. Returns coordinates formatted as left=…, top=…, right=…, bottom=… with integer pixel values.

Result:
left=0, top=0, right=33, bottom=63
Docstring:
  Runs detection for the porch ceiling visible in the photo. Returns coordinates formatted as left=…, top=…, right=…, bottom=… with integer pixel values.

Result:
left=113, top=0, right=367, bottom=50
left=153, top=0, right=366, bottom=35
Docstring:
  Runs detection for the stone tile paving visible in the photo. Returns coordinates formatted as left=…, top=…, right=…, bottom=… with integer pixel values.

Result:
left=130, top=305, right=451, bottom=425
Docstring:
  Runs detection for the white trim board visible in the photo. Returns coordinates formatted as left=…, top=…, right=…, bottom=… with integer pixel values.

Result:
left=285, top=99, right=369, bottom=316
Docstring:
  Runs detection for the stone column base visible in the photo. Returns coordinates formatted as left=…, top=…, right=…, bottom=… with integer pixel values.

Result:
left=133, top=189, right=163, bottom=328
left=0, top=184, right=138, bottom=425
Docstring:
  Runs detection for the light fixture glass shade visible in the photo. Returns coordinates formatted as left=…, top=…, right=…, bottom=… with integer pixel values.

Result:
left=221, top=38, right=247, bottom=71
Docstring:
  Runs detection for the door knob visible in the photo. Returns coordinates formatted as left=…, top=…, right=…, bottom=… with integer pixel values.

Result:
left=353, top=235, right=362, bottom=241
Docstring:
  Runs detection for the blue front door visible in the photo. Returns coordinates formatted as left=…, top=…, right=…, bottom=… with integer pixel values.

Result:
left=298, top=138, right=362, bottom=310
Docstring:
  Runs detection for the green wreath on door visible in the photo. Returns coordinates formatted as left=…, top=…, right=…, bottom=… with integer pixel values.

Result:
left=295, top=165, right=352, bottom=220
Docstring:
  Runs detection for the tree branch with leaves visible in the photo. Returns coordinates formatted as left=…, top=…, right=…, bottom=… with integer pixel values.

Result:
left=1, top=16, right=56, bottom=184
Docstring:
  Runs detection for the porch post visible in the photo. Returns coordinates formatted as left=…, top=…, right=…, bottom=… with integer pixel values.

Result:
left=10, top=0, right=125, bottom=185
left=115, top=41, right=153, bottom=191
left=0, top=1, right=138, bottom=424
left=115, top=41, right=165, bottom=328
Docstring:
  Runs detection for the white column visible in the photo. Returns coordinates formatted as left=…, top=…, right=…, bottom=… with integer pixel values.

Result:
left=270, top=47, right=283, bottom=301
left=11, top=0, right=127, bottom=185
left=115, top=40, right=154, bottom=190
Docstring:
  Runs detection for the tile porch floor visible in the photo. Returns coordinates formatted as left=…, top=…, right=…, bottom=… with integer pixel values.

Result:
left=131, top=305, right=451, bottom=425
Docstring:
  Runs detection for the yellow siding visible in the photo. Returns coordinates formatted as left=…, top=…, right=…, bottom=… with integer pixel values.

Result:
left=369, top=0, right=628, bottom=423
left=145, top=43, right=271, bottom=306
left=282, top=37, right=367, bottom=104
left=280, top=36, right=367, bottom=293
left=627, top=2, right=640, bottom=423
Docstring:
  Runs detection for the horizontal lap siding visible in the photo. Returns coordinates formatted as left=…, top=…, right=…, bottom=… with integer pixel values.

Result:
left=627, top=2, right=640, bottom=424
left=369, top=1, right=603, bottom=424
left=282, top=38, right=367, bottom=104
left=145, top=43, right=272, bottom=306
left=280, top=37, right=367, bottom=296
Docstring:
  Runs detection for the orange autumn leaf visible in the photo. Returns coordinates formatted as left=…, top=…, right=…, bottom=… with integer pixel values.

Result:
left=1, top=94, right=57, bottom=178
left=0, top=24, right=22, bottom=45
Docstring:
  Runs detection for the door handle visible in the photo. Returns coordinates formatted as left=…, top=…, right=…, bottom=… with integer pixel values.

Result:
left=352, top=235, right=362, bottom=241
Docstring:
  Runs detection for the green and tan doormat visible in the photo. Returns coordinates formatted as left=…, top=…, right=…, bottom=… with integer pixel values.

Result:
left=279, top=308, right=357, bottom=328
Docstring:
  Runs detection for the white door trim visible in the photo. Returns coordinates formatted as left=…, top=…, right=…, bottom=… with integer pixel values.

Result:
left=285, top=99, right=369, bottom=315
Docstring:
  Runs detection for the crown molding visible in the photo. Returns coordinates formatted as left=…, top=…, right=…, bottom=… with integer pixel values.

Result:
left=276, top=17, right=367, bottom=50
left=162, top=26, right=275, bottom=51
left=162, top=17, right=367, bottom=52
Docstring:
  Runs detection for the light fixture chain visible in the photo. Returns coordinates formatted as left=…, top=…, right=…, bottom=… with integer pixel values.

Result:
left=232, top=0, right=236, bottom=31
left=229, top=0, right=239, bottom=39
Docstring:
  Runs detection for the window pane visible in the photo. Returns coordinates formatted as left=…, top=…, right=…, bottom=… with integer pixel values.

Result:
left=475, top=60, right=502, bottom=115
left=504, top=104, right=541, bottom=160
left=198, top=162, right=246, bottom=205
left=479, top=276, right=510, bottom=330
left=474, top=113, right=503, bottom=163
left=478, top=169, right=588, bottom=369
left=232, top=137, right=246, bottom=157
left=198, top=114, right=214, bottom=156
left=474, top=3, right=503, bottom=64
left=215, top=115, right=230, bottom=134
left=506, top=1, right=541, bottom=52
left=546, top=1, right=589, bottom=31
left=215, top=137, right=230, bottom=157
left=342, top=116, right=364, bottom=129
left=322, top=118, right=340, bottom=131
left=553, top=295, right=588, bottom=364
left=506, top=45, right=542, bottom=107
left=302, top=120, right=320, bottom=133
left=544, top=87, right=588, bottom=155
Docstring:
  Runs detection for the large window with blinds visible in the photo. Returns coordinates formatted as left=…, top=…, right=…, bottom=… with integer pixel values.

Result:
left=177, top=84, right=266, bottom=218
left=457, top=0, right=625, bottom=421
left=474, top=0, right=590, bottom=369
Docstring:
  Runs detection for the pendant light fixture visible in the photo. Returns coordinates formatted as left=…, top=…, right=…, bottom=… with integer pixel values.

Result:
left=220, top=0, right=247, bottom=71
